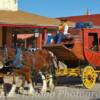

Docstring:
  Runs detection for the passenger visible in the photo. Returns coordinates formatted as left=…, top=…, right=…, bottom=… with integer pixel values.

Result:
left=91, top=40, right=98, bottom=51
left=46, top=33, right=55, bottom=44
left=54, top=21, right=72, bottom=44
left=54, top=31, right=65, bottom=44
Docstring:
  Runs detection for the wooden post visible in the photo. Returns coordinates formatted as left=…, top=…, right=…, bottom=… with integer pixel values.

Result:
left=43, top=28, right=47, bottom=45
left=24, top=39, right=27, bottom=49
left=0, top=27, right=3, bottom=47
left=2, top=27, right=7, bottom=47
left=37, top=33, right=42, bottom=48
left=13, top=33, right=17, bottom=48
left=6, top=28, right=13, bottom=47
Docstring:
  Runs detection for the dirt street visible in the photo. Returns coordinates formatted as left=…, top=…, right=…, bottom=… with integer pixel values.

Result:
left=0, top=76, right=100, bottom=100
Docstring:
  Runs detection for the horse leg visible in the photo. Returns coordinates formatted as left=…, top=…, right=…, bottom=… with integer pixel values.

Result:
left=48, top=74, right=54, bottom=92
left=7, top=73, right=16, bottom=97
left=0, top=77, right=5, bottom=97
left=39, top=72, right=47, bottom=93
left=18, top=76, right=25, bottom=94
left=25, top=73, right=35, bottom=95
left=0, top=85, right=5, bottom=97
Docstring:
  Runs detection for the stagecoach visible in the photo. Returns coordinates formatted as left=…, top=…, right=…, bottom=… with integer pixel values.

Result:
left=0, top=27, right=100, bottom=97
left=43, top=28, right=100, bottom=89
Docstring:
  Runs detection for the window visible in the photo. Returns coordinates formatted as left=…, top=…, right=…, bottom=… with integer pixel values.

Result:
left=88, top=33, right=99, bottom=51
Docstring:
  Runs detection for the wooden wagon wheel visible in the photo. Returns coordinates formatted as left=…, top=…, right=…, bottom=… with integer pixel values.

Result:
left=82, top=66, right=96, bottom=89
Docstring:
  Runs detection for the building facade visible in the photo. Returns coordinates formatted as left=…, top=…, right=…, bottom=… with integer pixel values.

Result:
left=57, top=14, right=100, bottom=28
left=0, top=0, right=18, bottom=11
left=0, top=0, right=60, bottom=48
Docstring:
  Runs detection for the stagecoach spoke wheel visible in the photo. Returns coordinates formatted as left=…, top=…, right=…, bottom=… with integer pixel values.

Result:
left=82, top=66, right=96, bottom=89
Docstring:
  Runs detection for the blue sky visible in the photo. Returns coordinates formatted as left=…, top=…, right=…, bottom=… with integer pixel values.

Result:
left=19, top=0, right=100, bottom=18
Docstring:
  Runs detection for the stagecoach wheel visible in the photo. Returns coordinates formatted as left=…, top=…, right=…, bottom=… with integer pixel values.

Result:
left=82, top=66, right=96, bottom=89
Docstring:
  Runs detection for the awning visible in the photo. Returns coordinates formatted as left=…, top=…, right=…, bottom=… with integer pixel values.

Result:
left=0, top=10, right=60, bottom=27
left=17, top=34, right=34, bottom=39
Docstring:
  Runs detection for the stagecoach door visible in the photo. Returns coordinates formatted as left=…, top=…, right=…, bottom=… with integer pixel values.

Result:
left=83, top=29, right=100, bottom=66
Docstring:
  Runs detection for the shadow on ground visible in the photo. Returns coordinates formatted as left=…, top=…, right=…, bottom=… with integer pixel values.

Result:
left=4, top=76, right=100, bottom=94
left=3, top=83, right=30, bottom=96
left=54, top=76, right=85, bottom=89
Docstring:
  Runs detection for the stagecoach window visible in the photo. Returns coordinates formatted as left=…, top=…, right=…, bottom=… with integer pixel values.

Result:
left=88, top=33, right=99, bottom=51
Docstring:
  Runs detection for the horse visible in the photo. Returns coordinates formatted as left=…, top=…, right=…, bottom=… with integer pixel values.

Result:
left=22, top=49, right=57, bottom=92
left=0, top=47, right=16, bottom=97
left=5, top=47, right=57, bottom=97
left=0, top=47, right=35, bottom=97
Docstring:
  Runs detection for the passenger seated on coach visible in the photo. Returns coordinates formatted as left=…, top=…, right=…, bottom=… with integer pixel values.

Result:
left=46, top=21, right=73, bottom=45
left=46, top=33, right=55, bottom=44
left=91, top=40, right=98, bottom=51
left=53, top=30, right=65, bottom=44
left=53, top=22, right=72, bottom=44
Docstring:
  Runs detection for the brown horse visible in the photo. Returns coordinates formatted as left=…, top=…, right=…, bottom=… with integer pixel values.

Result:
left=6, top=47, right=57, bottom=97
left=0, top=48, right=16, bottom=97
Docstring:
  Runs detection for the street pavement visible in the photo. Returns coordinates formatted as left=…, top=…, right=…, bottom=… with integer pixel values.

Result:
left=0, top=76, right=100, bottom=100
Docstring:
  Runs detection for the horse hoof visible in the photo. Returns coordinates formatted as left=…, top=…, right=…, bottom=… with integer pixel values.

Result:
left=28, top=93, right=34, bottom=96
left=27, top=90, right=35, bottom=96
left=40, top=88, right=47, bottom=93
left=18, top=87, right=24, bottom=94
left=0, top=91, right=5, bottom=97
left=7, top=93, right=16, bottom=98
left=49, top=85, right=55, bottom=92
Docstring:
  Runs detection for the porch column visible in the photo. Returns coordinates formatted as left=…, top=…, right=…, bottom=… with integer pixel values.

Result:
left=0, top=27, right=3, bottom=47
left=43, top=28, right=47, bottom=45
left=37, top=33, right=42, bottom=48
left=6, top=27, right=13, bottom=47
left=13, top=33, right=17, bottom=48
left=2, top=27, right=7, bottom=47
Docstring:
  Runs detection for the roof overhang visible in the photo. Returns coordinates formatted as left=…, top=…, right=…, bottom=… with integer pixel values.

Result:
left=0, top=10, right=60, bottom=27
left=0, top=23, right=58, bottom=29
